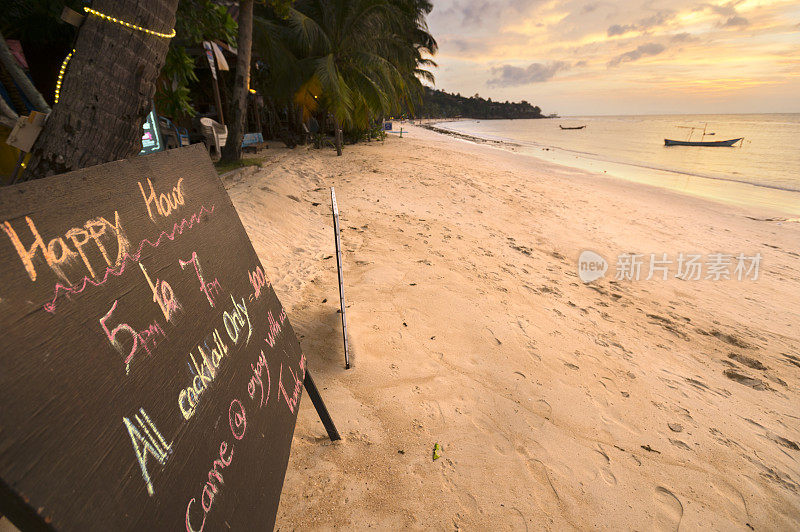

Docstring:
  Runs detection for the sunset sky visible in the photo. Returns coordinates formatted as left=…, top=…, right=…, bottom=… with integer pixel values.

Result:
left=426, top=0, right=800, bottom=115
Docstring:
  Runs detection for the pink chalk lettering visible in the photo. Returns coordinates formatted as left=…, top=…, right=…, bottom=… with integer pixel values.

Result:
left=100, top=300, right=165, bottom=374
left=248, top=265, right=270, bottom=300
left=185, top=441, right=233, bottom=532
left=229, top=399, right=246, bottom=440
left=247, top=350, right=270, bottom=407
left=43, top=205, right=215, bottom=313
left=185, top=498, right=206, bottom=532
left=265, top=307, right=287, bottom=347
left=277, top=353, right=306, bottom=414
left=179, top=251, right=221, bottom=308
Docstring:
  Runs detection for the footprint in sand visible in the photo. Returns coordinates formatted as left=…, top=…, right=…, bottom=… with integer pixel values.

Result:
left=653, top=487, right=683, bottom=531
left=593, top=447, right=617, bottom=486
left=520, top=399, right=552, bottom=429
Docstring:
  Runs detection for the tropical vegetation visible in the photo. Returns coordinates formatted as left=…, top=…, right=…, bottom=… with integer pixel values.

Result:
left=419, top=88, right=544, bottom=120
left=167, top=0, right=438, bottom=156
left=1, top=0, right=439, bottom=177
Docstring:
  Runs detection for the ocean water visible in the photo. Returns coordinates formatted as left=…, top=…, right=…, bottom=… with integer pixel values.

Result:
left=435, top=114, right=800, bottom=216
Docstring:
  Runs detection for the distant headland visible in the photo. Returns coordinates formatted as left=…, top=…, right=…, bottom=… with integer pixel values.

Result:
left=419, top=88, right=546, bottom=120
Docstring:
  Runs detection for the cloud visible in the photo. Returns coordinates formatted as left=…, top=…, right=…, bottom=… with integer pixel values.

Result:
left=606, top=10, right=674, bottom=36
left=433, top=0, right=540, bottom=29
left=487, top=61, right=571, bottom=87
left=707, top=1, right=749, bottom=28
left=721, top=15, right=748, bottom=27
left=670, top=32, right=695, bottom=42
left=607, top=42, right=666, bottom=67
left=447, top=38, right=481, bottom=53
left=608, top=24, right=637, bottom=36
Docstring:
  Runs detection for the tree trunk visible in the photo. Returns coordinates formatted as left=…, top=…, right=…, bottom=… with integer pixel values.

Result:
left=220, top=0, right=254, bottom=164
left=267, top=97, right=278, bottom=139
left=333, top=115, right=342, bottom=156
left=295, top=105, right=305, bottom=144
left=24, top=0, right=178, bottom=180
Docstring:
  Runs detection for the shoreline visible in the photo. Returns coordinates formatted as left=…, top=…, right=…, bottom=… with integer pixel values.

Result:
left=226, top=128, right=800, bottom=529
left=426, top=119, right=800, bottom=218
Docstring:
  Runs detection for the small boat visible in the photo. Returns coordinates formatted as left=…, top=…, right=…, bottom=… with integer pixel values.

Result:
left=665, top=123, right=742, bottom=147
left=664, top=138, right=742, bottom=147
left=559, top=125, right=585, bottom=130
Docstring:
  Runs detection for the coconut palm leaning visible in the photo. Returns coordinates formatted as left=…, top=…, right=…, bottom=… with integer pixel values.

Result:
left=283, top=0, right=437, bottom=155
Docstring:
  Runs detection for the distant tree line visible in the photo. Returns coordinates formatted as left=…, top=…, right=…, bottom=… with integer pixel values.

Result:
left=417, top=88, right=544, bottom=119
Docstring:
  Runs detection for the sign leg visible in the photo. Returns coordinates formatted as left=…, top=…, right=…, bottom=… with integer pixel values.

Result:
left=303, top=371, right=341, bottom=441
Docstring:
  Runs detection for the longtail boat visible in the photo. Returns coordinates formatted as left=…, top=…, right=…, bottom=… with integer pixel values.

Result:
left=664, top=137, right=743, bottom=147
left=665, top=123, right=742, bottom=147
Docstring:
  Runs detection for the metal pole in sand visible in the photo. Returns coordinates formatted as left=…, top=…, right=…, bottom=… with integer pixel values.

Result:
left=331, top=187, right=351, bottom=368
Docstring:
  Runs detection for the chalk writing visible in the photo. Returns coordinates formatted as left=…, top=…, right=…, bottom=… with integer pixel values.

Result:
left=277, top=352, right=306, bottom=414
left=43, top=205, right=214, bottom=313
left=0, top=146, right=308, bottom=531
left=139, top=177, right=185, bottom=221
left=229, top=399, right=247, bottom=440
left=179, top=251, right=221, bottom=307
left=123, top=408, right=173, bottom=497
left=223, top=295, right=252, bottom=345
left=247, top=266, right=270, bottom=300
left=178, top=328, right=229, bottom=420
left=265, top=308, right=287, bottom=348
left=184, top=440, right=233, bottom=532
left=177, top=295, right=251, bottom=420
left=247, top=351, right=271, bottom=407
left=2, top=212, right=129, bottom=284
left=182, top=300, right=289, bottom=531
left=100, top=300, right=165, bottom=374
left=185, top=395, right=248, bottom=531
left=139, top=262, right=181, bottom=321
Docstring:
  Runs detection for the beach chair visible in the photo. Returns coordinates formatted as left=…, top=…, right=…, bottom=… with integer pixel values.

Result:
left=158, top=116, right=189, bottom=149
left=199, top=117, right=228, bottom=158
left=160, top=116, right=190, bottom=147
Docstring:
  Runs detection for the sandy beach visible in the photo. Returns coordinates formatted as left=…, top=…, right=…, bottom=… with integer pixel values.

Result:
left=224, top=125, right=800, bottom=530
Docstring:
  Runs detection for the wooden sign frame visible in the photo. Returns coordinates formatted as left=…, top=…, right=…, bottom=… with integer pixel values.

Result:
left=0, top=144, right=338, bottom=530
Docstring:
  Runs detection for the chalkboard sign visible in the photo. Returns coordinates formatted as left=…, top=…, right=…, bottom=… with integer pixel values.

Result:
left=0, top=144, right=306, bottom=530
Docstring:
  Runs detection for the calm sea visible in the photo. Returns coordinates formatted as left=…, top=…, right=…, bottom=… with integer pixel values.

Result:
left=435, top=114, right=800, bottom=216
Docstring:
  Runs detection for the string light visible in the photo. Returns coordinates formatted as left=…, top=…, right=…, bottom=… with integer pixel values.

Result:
left=54, top=49, right=75, bottom=104
left=82, top=7, right=176, bottom=39
left=54, top=9, right=175, bottom=104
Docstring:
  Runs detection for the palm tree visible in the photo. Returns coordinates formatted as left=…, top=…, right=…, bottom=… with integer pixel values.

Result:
left=220, top=0, right=254, bottom=163
left=25, top=0, right=180, bottom=179
left=251, top=6, right=306, bottom=142
left=286, top=0, right=437, bottom=155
